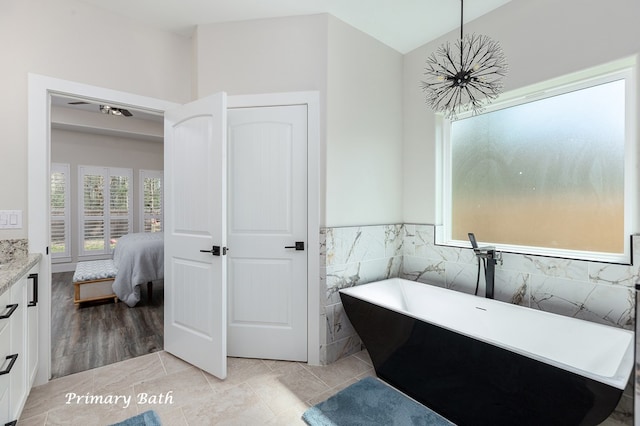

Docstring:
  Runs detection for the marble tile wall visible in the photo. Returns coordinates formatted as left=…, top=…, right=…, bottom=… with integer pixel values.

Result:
left=320, top=223, right=637, bottom=422
left=319, top=225, right=404, bottom=364
left=401, top=224, right=637, bottom=331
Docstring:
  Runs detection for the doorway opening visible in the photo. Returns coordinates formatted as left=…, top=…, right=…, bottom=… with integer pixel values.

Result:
left=49, top=94, right=165, bottom=378
left=28, top=74, right=177, bottom=385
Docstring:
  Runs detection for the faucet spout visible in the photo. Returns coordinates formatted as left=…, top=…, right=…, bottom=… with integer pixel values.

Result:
left=484, top=249, right=497, bottom=299
left=468, top=233, right=499, bottom=299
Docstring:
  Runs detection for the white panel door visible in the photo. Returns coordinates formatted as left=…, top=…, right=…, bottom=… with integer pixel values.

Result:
left=164, top=92, right=227, bottom=379
left=227, top=105, right=308, bottom=361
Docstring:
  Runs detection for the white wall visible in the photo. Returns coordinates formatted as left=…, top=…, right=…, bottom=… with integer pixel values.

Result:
left=326, top=16, right=403, bottom=226
left=0, top=0, right=192, bottom=239
left=403, top=0, right=640, bottom=223
left=195, top=14, right=329, bottom=98
left=195, top=14, right=329, bottom=224
left=51, top=128, right=163, bottom=265
left=195, top=14, right=403, bottom=227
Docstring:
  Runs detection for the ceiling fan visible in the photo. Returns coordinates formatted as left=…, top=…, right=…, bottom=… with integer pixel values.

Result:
left=67, top=100, right=133, bottom=117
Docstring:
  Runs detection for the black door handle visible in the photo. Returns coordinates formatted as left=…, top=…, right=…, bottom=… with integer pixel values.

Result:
left=200, top=246, right=227, bottom=256
left=285, top=242, right=305, bottom=251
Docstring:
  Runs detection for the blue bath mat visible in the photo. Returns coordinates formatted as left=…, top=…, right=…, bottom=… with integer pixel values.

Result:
left=302, top=376, right=454, bottom=426
left=109, top=410, right=162, bottom=426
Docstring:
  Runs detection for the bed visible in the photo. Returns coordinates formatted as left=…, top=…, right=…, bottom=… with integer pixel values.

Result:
left=112, top=232, right=164, bottom=307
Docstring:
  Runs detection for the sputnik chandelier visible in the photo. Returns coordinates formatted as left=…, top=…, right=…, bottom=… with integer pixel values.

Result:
left=420, top=0, right=508, bottom=120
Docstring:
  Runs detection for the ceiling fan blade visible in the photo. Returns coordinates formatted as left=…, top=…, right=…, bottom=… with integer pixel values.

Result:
left=121, top=109, right=133, bottom=117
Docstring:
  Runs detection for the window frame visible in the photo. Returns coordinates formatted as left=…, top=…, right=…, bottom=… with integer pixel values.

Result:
left=436, top=58, right=637, bottom=263
left=78, top=165, right=133, bottom=258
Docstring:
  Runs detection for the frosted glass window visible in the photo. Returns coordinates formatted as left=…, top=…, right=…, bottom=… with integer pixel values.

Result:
left=450, top=79, right=625, bottom=254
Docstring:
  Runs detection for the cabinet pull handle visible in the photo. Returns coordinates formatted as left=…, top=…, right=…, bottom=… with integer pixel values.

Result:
left=28, top=273, right=38, bottom=307
left=0, top=304, right=18, bottom=319
left=0, top=354, right=18, bottom=375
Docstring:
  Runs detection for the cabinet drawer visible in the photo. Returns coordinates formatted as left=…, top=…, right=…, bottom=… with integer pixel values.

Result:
left=0, top=382, right=9, bottom=425
left=0, top=321, right=10, bottom=397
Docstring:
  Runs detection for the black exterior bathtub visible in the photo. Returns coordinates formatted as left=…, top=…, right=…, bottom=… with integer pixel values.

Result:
left=339, top=278, right=634, bottom=426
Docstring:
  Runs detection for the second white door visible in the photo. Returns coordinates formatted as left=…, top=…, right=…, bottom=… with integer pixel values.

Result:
left=227, top=104, right=308, bottom=361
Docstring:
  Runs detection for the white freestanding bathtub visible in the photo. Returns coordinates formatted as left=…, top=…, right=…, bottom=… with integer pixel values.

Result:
left=339, top=278, right=634, bottom=426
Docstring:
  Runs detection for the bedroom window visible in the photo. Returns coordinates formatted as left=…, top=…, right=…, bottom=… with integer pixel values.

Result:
left=78, top=166, right=133, bottom=257
left=51, top=163, right=71, bottom=261
left=140, top=170, right=163, bottom=232
left=439, top=61, right=635, bottom=263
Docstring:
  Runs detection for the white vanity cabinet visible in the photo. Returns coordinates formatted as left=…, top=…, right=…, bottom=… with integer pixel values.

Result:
left=0, top=262, right=39, bottom=425
left=0, top=287, right=12, bottom=424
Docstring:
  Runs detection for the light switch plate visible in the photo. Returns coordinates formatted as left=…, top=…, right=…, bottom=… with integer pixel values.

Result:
left=0, top=210, right=22, bottom=229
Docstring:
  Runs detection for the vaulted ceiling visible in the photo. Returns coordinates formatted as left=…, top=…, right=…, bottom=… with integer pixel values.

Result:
left=77, top=0, right=511, bottom=54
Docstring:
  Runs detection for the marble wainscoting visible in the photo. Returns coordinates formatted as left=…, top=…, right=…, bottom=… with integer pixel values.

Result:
left=401, top=224, right=636, bottom=330
left=319, top=225, right=403, bottom=364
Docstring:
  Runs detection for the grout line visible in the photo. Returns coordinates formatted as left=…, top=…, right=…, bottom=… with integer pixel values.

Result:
left=157, top=351, right=168, bottom=375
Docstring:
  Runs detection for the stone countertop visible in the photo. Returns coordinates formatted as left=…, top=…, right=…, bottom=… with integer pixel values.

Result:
left=0, top=253, right=42, bottom=297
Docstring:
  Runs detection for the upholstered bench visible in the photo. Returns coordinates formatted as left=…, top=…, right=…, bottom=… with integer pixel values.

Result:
left=72, top=259, right=119, bottom=304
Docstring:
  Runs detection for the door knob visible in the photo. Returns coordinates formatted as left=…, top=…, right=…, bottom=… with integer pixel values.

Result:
left=285, top=242, right=305, bottom=251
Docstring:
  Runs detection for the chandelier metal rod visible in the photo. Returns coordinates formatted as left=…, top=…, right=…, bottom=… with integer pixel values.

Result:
left=460, top=0, right=464, bottom=41
left=459, top=0, right=464, bottom=65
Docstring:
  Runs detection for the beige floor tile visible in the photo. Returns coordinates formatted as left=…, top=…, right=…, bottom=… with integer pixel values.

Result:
left=133, top=367, right=212, bottom=416
left=353, top=349, right=373, bottom=367
left=356, top=367, right=376, bottom=380
left=228, top=356, right=265, bottom=372
left=181, top=382, right=276, bottom=425
left=19, top=352, right=374, bottom=425
left=263, top=406, right=308, bottom=426
left=262, top=359, right=306, bottom=374
left=302, top=354, right=372, bottom=388
left=157, top=350, right=193, bottom=375
left=152, top=406, right=188, bottom=425
left=92, top=352, right=166, bottom=394
left=44, top=385, right=138, bottom=426
left=306, top=376, right=361, bottom=407
left=13, top=412, right=47, bottom=426
left=247, top=370, right=318, bottom=415
left=203, top=358, right=273, bottom=393
left=21, top=369, right=94, bottom=420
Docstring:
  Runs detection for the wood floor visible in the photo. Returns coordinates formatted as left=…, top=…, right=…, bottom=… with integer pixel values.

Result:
left=51, top=271, right=163, bottom=379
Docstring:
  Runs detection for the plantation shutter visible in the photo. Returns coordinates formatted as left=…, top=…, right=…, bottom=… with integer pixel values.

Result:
left=50, top=163, right=70, bottom=260
left=109, top=171, right=132, bottom=248
left=79, top=166, right=132, bottom=256
left=140, top=170, right=163, bottom=232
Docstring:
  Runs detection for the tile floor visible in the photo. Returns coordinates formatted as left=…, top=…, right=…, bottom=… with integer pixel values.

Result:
left=18, top=350, right=375, bottom=425
left=18, top=348, right=633, bottom=425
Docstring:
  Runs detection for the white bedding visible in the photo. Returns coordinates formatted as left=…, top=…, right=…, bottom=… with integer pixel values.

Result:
left=112, top=232, right=164, bottom=307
